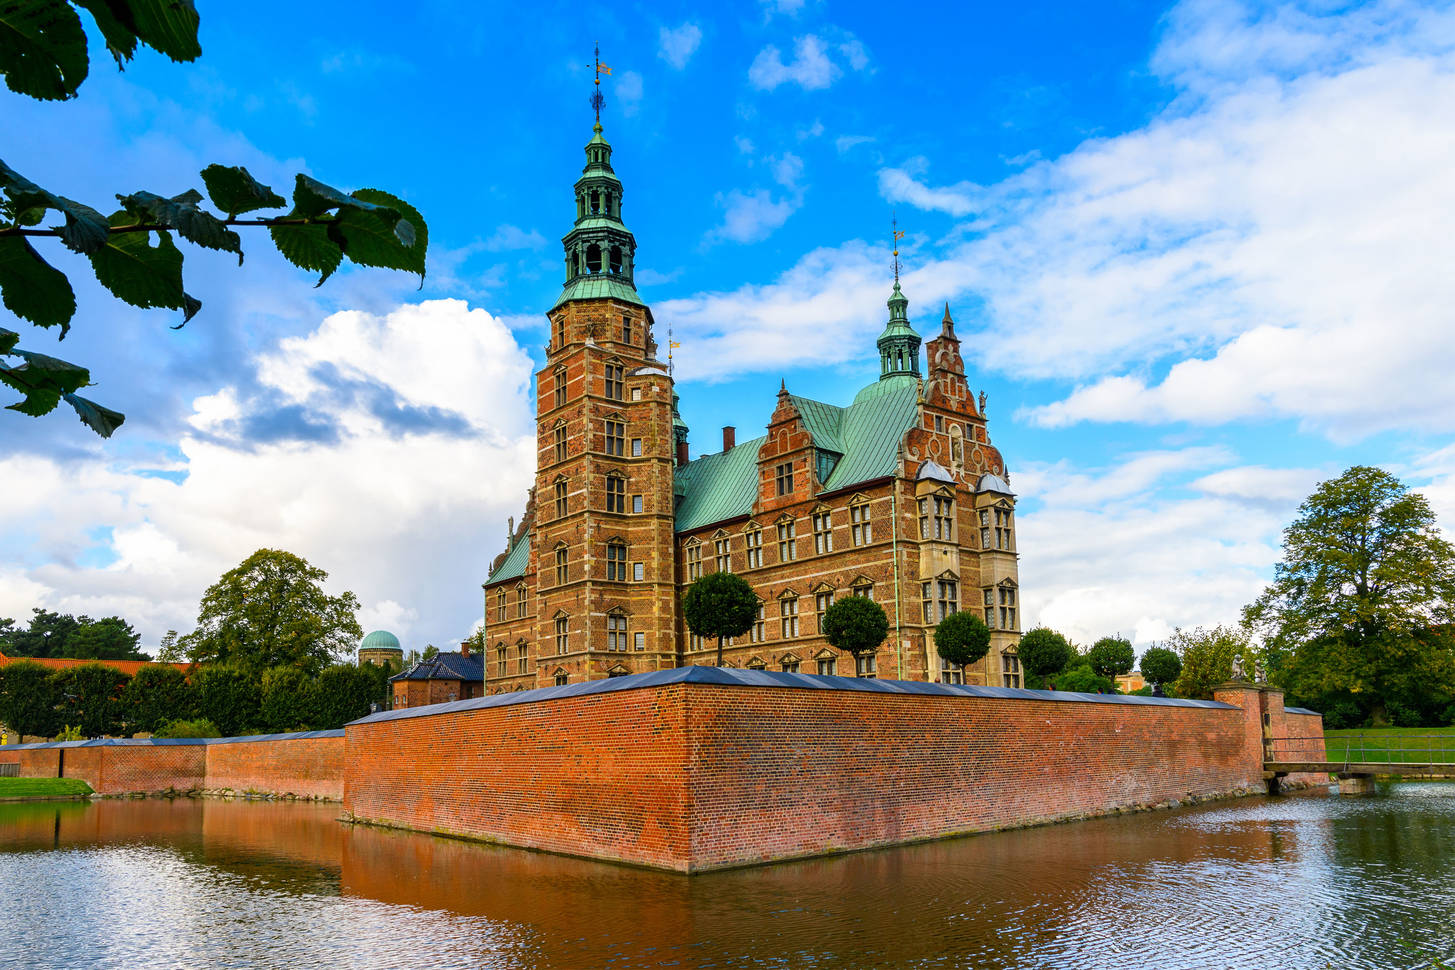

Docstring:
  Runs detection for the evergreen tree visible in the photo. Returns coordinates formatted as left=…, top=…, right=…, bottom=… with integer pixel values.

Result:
left=194, top=666, right=259, bottom=737
left=52, top=663, right=131, bottom=737
left=259, top=666, right=312, bottom=733
left=0, top=660, right=60, bottom=739
left=122, top=665, right=196, bottom=735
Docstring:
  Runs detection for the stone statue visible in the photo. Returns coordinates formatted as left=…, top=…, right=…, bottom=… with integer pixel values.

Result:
left=1230, top=655, right=1247, bottom=681
left=1255, top=660, right=1267, bottom=685
left=978, top=390, right=987, bottom=415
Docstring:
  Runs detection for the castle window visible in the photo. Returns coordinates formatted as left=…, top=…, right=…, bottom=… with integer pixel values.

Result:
left=996, top=508, right=1014, bottom=550
left=495, top=643, right=506, bottom=677
left=815, top=590, right=833, bottom=633
left=812, top=510, right=833, bottom=554
left=555, top=478, right=568, bottom=518
left=631, top=438, right=642, bottom=457
left=690, top=633, right=705, bottom=652
left=851, top=579, right=874, bottom=600
left=496, top=589, right=506, bottom=622
left=984, top=588, right=995, bottom=628
left=515, top=586, right=526, bottom=619
left=632, top=562, right=644, bottom=581
left=604, top=363, right=624, bottom=400
left=555, top=615, right=568, bottom=655
left=999, top=587, right=1017, bottom=629
left=775, top=462, right=794, bottom=496
left=517, top=642, right=529, bottom=674
left=605, top=474, right=625, bottom=513
left=586, top=243, right=602, bottom=273
left=776, top=518, right=797, bottom=562
left=935, top=496, right=954, bottom=540
left=634, top=632, right=645, bottom=651
left=632, top=494, right=643, bottom=514
left=780, top=656, right=799, bottom=673
left=922, top=579, right=959, bottom=624
left=686, top=541, right=702, bottom=580
left=555, top=671, right=569, bottom=686
left=856, top=653, right=877, bottom=678
left=608, top=613, right=628, bottom=651
left=555, top=545, right=568, bottom=585
left=714, top=537, right=731, bottom=572
left=621, top=315, right=632, bottom=343
left=817, top=656, right=835, bottom=676
left=605, top=419, right=625, bottom=456
left=918, top=499, right=928, bottom=538
left=554, top=425, right=567, bottom=463
left=850, top=501, right=872, bottom=545
left=609, top=245, right=623, bottom=275
left=933, top=414, right=944, bottom=433
left=554, top=368, right=567, bottom=407
left=751, top=603, right=765, bottom=643
left=745, top=528, right=763, bottom=568
left=1002, top=651, right=1021, bottom=688
left=779, top=595, right=800, bottom=638
left=941, top=665, right=964, bottom=685
left=554, top=317, right=566, bottom=349
left=589, top=190, right=600, bottom=214
left=606, top=540, right=628, bottom=581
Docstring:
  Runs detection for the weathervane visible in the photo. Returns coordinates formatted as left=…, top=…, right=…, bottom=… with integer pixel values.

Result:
left=668, top=322, right=680, bottom=376
left=891, top=212, right=905, bottom=284
left=590, top=42, right=611, bottom=122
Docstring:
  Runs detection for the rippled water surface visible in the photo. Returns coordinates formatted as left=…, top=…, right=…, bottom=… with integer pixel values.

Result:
left=2, top=785, right=1454, bottom=969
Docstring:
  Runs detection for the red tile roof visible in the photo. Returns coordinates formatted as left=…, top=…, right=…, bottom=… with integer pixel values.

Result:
left=0, top=652, right=196, bottom=678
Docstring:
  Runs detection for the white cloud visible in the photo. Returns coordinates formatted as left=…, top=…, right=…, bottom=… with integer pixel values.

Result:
left=658, top=23, right=703, bottom=70
left=770, top=151, right=804, bottom=189
left=835, top=134, right=874, bottom=154
left=878, top=160, right=981, bottom=216
left=483, top=225, right=546, bottom=252
left=0, top=300, right=537, bottom=653
left=759, top=0, right=806, bottom=18
left=615, top=70, right=644, bottom=116
left=749, top=35, right=837, bottom=91
left=797, top=119, right=825, bottom=140
left=734, top=135, right=755, bottom=155
left=706, top=188, right=801, bottom=244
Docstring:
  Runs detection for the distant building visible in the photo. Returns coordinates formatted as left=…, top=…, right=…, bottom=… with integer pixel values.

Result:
left=1116, top=671, right=1147, bottom=693
left=358, top=630, right=404, bottom=669
left=389, top=642, right=484, bottom=709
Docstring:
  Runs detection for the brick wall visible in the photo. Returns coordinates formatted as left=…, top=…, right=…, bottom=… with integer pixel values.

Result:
left=342, top=672, right=1291, bottom=872
left=206, top=736, right=345, bottom=800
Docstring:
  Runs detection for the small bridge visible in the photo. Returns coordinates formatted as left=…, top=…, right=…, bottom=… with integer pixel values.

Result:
left=1266, top=734, right=1455, bottom=793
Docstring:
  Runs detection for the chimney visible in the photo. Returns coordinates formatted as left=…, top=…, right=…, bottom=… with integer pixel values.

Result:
left=460, top=639, right=470, bottom=658
left=722, top=426, right=735, bottom=451
left=676, top=440, right=689, bottom=467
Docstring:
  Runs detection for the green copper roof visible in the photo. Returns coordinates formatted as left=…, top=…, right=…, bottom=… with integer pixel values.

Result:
left=673, top=377, right=920, bottom=533
left=359, top=630, right=401, bottom=650
left=566, top=217, right=629, bottom=234
left=487, top=535, right=530, bottom=585
left=550, top=275, right=646, bottom=310
left=877, top=281, right=922, bottom=379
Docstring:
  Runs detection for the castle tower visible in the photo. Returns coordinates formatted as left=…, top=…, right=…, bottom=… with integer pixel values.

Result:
left=530, top=118, right=681, bottom=683
left=877, top=280, right=922, bottom=379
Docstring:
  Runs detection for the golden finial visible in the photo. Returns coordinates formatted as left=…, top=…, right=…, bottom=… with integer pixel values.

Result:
left=891, top=211, right=906, bottom=285
left=590, top=42, right=612, bottom=123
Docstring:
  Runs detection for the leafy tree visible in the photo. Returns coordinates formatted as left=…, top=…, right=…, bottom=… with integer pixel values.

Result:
left=0, top=616, right=15, bottom=653
left=306, top=664, right=380, bottom=730
left=63, top=616, right=145, bottom=660
left=6, top=608, right=81, bottom=658
left=51, top=663, right=131, bottom=737
left=180, top=548, right=362, bottom=675
left=821, top=597, right=889, bottom=670
left=1054, top=663, right=1116, bottom=694
left=422, top=645, right=440, bottom=661
left=0, top=1, right=428, bottom=436
left=1087, top=636, right=1135, bottom=680
left=0, top=659, right=60, bottom=739
left=1244, top=466, right=1455, bottom=721
left=153, top=718, right=219, bottom=739
left=682, top=572, right=759, bottom=666
left=155, top=629, right=182, bottom=662
left=194, top=665, right=259, bottom=737
left=934, top=611, right=992, bottom=678
left=1166, top=625, right=1256, bottom=700
left=1016, top=627, right=1074, bottom=687
left=259, top=666, right=311, bottom=733
left=1139, top=646, right=1183, bottom=691
left=121, top=664, right=196, bottom=735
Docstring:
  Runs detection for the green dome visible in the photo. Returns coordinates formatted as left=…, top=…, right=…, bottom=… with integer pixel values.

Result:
left=359, top=630, right=401, bottom=651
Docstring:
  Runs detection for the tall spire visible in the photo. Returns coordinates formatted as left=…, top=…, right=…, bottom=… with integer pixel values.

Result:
left=877, top=216, right=921, bottom=380
left=590, top=42, right=610, bottom=123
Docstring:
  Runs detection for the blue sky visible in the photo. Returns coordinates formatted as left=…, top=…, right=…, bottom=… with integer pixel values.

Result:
left=4, top=0, right=1455, bottom=655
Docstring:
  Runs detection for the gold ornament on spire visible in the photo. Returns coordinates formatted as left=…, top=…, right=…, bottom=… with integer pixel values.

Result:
left=891, top=212, right=906, bottom=284
left=590, top=42, right=612, bottom=122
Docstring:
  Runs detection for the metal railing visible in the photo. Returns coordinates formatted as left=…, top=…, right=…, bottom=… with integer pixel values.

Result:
left=1266, top=733, right=1455, bottom=766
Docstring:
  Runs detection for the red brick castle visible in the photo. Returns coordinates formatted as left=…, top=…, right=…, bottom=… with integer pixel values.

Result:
left=483, top=120, right=1022, bottom=690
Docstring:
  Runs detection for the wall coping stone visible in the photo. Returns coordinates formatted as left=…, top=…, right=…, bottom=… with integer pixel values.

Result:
left=1285, top=706, right=1321, bottom=715
left=2, top=729, right=345, bottom=751
left=350, top=666, right=1239, bottom=726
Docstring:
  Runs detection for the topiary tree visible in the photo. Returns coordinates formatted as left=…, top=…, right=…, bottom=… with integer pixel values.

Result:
left=0, top=659, right=60, bottom=740
left=1087, top=636, right=1135, bottom=680
left=1016, top=627, right=1073, bottom=688
left=822, top=597, right=889, bottom=675
left=1053, top=663, right=1116, bottom=694
left=122, top=664, right=196, bottom=735
left=194, top=665, right=259, bottom=737
left=1139, top=646, right=1183, bottom=691
left=934, top=611, right=992, bottom=680
left=51, top=662, right=130, bottom=737
left=682, top=572, right=759, bottom=666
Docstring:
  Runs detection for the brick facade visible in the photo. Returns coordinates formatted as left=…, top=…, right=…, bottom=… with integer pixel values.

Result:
left=483, top=122, right=1023, bottom=690
left=341, top=673, right=1325, bottom=872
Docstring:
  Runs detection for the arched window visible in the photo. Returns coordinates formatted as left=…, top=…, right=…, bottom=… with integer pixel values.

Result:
left=609, top=246, right=623, bottom=274
left=586, top=244, right=602, bottom=274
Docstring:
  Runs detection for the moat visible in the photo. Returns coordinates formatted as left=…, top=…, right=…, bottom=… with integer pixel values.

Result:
left=2, top=786, right=1453, bottom=969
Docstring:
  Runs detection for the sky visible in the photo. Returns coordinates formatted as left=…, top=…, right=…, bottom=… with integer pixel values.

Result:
left=3, top=0, right=1455, bottom=657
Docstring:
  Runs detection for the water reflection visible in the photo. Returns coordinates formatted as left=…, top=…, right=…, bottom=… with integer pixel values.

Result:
left=2, top=786, right=1454, bottom=969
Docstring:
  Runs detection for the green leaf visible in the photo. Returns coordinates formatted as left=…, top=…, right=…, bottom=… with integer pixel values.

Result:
left=118, top=188, right=242, bottom=263
left=0, top=327, right=19, bottom=354
left=200, top=164, right=285, bottom=217
left=0, top=0, right=88, bottom=100
left=269, top=222, right=343, bottom=285
left=63, top=392, right=125, bottom=437
left=0, top=158, right=110, bottom=253
left=88, top=212, right=199, bottom=321
left=72, top=0, right=200, bottom=66
left=0, top=235, right=76, bottom=332
left=0, top=346, right=89, bottom=417
left=292, top=174, right=397, bottom=220
left=348, top=188, right=427, bottom=279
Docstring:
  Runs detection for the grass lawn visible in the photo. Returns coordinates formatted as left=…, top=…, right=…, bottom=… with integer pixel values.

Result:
left=0, top=777, right=94, bottom=799
left=1324, top=726, right=1455, bottom=764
